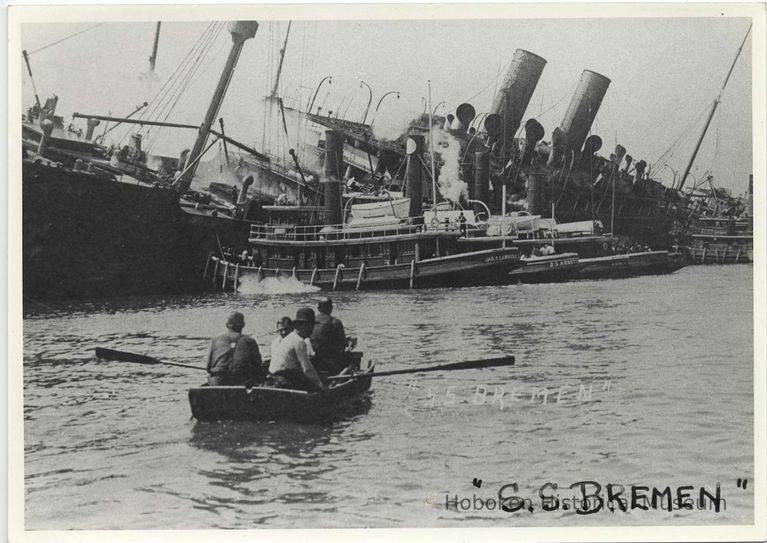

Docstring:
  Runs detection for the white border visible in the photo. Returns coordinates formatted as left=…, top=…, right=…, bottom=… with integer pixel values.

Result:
left=7, top=3, right=767, bottom=542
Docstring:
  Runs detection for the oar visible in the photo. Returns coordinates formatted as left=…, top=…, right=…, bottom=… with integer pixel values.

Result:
left=95, top=347, right=206, bottom=372
left=326, top=355, right=515, bottom=381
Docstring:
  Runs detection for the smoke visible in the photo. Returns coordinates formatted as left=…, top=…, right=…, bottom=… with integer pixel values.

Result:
left=431, top=127, right=468, bottom=203
left=192, top=146, right=243, bottom=191
left=238, top=274, right=321, bottom=295
left=370, top=100, right=417, bottom=142
left=371, top=116, right=410, bottom=141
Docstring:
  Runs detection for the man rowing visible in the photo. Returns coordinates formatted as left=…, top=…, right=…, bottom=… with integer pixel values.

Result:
left=310, top=297, right=348, bottom=375
left=205, top=311, right=264, bottom=386
left=268, top=307, right=327, bottom=392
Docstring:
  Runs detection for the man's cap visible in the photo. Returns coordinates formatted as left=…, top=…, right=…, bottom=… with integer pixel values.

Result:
left=294, top=307, right=316, bottom=324
left=317, top=296, right=333, bottom=309
left=227, top=311, right=245, bottom=328
left=277, top=316, right=292, bottom=329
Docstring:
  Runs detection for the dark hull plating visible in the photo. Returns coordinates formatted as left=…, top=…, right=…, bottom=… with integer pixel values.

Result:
left=23, top=159, right=252, bottom=304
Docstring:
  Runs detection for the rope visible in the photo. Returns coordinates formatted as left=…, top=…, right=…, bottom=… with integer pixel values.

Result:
left=650, top=101, right=711, bottom=173
left=115, top=22, right=218, bottom=146
left=27, top=23, right=104, bottom=55
left=146, top=23, right=225, bottom=151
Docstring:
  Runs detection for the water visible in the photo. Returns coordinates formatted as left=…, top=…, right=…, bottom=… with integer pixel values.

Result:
left=22, top=265, right=754, bottom=528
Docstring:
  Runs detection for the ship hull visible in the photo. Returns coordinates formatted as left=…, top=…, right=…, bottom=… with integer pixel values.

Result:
left=22, top=160, right=252, bottom=304
left=209, top=247, right=521, bottom=291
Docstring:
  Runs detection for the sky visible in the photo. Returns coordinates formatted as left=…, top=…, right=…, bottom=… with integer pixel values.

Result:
left=19, top=15, right=754, bottom=194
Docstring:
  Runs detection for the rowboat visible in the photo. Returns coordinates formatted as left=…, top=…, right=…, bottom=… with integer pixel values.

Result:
left=509, top=252, right=581, bottom=283
left=188, top=358, right=375, bottom=422
left=577, top=250, right=686, bottom=279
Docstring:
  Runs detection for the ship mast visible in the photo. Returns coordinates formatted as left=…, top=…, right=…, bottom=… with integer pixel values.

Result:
left=270, top=21, right=292, bottom=99
left=677, top=24, right=751, bottom=192
left=148, top=22, right=161, bottom=73
left=428, top=80, right=438, bottom=220
left=174, top=21, right=259, bottom=193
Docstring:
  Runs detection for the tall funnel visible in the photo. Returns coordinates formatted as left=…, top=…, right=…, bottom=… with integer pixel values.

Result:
left=405, top=135, right=425, bottom=217
left=323, top=130, right=344, bottom=225
left=559, top=70, right=610, bottom=157
left=490, top=49, right=547, bottom=154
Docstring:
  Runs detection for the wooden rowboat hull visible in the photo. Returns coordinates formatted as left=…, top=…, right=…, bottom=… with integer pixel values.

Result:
left=189, top=370, right=374, bottom=422
left=509, top=253, right=582, bottom=283
left=577, top=251, right=685, bottom=279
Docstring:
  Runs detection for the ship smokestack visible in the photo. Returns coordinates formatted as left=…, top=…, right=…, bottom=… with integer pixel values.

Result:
left=622, top=154, right=633, bottom=175
left=559, top=70, right=610, bottom=158
left=474, top=151, right=490, bottom=210
left=444, top=114, right=455, bottom=131
left=547, top=127, right=567, bottom=168
left=633, top=160, right=646, bottom=186
left=37, top=119, right=54, bottom=156
left=490, top=49, right=547, bottom=158
left=455, top=103, right=476, bottom=134
left=237, top=175, right=254, bottom=205
left=85, top=118, right=101, bottom=141
left=323, top=130, right=344, bottom=225
left=520, top=118, right=544, bottom=165
left=526, top=171, right=545, bottom=216
left=405, top=135, right=425, bottom=217
left=178, top=149, right=190, bottom=172
left=579, top=135, right=602, bottom=170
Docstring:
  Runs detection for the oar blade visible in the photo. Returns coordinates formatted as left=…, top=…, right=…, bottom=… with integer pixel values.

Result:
left=95, top=347, right=206, bottom=372
left=95, top=347, right=158, bottom=364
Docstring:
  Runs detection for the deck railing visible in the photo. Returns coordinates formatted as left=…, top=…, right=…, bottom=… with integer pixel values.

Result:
left=249, top=220, right=439, bottom=242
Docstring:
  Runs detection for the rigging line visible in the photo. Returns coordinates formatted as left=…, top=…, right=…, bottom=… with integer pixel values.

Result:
left=115, top=23, right=215, bottom=145
left=535, top=80, right=577, bottom=121
left=125, top=24, right=218, bottom=147
left=138, top=22, right=217, bottom=124
left=650, top=100, right=712, bottom=172
left=148, top=21, right=222, bottom=126
left=151, top=23, right=224, bottom=130
left=27, top=23, right=105, bottom=55
left=444, top=65, right=505, bottom=111
left=145, top=23, right=224, bottom=146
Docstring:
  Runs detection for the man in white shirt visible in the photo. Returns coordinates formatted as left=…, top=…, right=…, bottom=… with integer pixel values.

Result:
left=269, top=308, right=326, bottom=392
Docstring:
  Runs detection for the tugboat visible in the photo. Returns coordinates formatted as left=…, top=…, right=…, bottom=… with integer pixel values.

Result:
left=208, top=131, right=521, bottom=291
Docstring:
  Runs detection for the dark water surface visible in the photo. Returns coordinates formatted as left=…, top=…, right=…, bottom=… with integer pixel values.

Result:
left=23, top=265, right=754, bottom=528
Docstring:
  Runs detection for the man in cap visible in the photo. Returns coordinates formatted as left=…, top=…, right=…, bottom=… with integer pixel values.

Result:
left=310, top=297, right=348, bottom=375
left=268, top=307, right=326, bottom=392
left=205, top=311, right=264, bottom=386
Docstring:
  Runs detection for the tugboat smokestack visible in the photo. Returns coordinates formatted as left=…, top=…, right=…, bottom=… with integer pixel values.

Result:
left=85, top=118, right=101, bottom=141
left=559, top=70, right=610, bottom=158
left=474, top=151, right=490, bottom=212
left=323, top=130, right=344, bottom=226
left=238, top=175, right=254, bottom=205
left=405, top=135, right=425, bottom=218
left=37, top=119, right=54, bottom=156
left=490, top=49, right=547, bottom=158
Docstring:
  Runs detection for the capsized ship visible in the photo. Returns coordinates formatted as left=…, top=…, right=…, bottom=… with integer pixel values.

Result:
left=308, top=27, right=751, bottom=252
left=22, top=21, right=271, bottom=305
